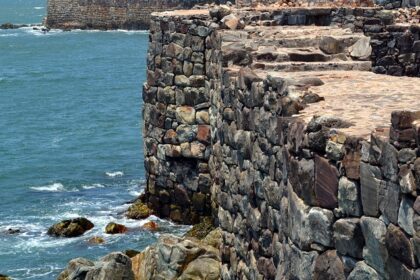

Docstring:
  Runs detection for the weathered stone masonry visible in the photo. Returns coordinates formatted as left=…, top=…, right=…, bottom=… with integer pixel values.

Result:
left=144, top=7, right=420, bottom=279
left=45, top=0, right=223, bottom=29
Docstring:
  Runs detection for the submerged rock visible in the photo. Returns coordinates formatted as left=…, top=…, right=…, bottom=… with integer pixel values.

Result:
left=88, top=236, right=105, bottom=245
left=57, top=252, right=134, bottom=280
left=105, top=222, right=128, bottom=234
left=141, top=221, right=158, bottom=231
left=48, top=217, right=94, bottom=237
left=126, top=201, right=152, bottom=219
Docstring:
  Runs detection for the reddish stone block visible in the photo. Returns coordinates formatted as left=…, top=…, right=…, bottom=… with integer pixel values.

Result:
left=314, top=155, right=339, bottom=209
left=197, top=124, right=211, bottom=144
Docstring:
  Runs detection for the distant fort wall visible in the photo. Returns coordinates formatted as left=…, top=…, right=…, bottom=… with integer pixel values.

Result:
left=45, top=0, right=222, bottom=30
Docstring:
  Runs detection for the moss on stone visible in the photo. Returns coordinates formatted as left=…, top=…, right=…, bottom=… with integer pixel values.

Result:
left=185, top=216, right=215, bottom=240
left=126, top=201, right=152, bottom=219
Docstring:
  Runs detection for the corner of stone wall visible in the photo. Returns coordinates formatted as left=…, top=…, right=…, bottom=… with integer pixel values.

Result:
left=143, top=12, right=223, bottom=225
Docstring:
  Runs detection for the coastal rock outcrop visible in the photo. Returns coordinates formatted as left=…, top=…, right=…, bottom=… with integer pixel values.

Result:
left=105, top=222, right=128, bottom=234
left=48, top=217, right=94, bottom=237
left=126, top=201, right=153, bottom=220
left=57, top=252, right=134, bottom=280
left=131, top=229, right=221, bottom=280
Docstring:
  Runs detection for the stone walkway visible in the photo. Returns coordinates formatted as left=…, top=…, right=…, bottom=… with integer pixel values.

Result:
left=271, top=70, right=420, bottom=138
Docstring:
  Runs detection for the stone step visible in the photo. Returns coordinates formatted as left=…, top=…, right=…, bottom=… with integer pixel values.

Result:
left=251, top=61, right=372, bottom=72
left=252, top=47, right=350, bottom=63
left=247, top=34, right=365, bottom=49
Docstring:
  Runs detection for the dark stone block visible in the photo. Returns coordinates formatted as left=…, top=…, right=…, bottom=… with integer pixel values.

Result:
left=313, top=250, right=345, bottom=280
left=360, top=162, right=381, bottom=217
left=386, top=223, right=415, bottom=267
left=334, top=218, right=364, bottom=259
left=314, top=155, right=338, bottom=209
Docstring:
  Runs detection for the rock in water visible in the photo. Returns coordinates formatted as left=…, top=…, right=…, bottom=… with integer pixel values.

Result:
left=48, top=217, right=94, bottom=237
left=126, top=201, right=152, bottom=219
left=105, top=222, right=128, bottom=234
left=57, top=252, right=134, bottom=280
left=0, top=274, right=11, bottom=280
left=141, top=221, right=158, bottom=231
left=88, top=236, right=105, bottom=244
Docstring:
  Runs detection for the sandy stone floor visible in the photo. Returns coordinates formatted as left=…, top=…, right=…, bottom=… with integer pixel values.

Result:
left=272, top=70, right=420, bottom=138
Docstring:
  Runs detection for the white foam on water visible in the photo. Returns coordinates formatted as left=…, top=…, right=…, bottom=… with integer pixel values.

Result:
left=19, top=26, right=63, bottom=36
left=82, top=183, right=105, bottom=190
left=33, top=6, right=44, bottom=9
left=105, top=171, right=124, bottom=178
left=30, top=183, right=78, bottom=192
left=0, top=33, right=19, bottom=37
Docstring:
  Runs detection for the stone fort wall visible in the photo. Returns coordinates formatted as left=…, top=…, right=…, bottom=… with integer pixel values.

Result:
left=45, top=0, right=220, bottom=29
left=144, top=8, right=420, bottom=279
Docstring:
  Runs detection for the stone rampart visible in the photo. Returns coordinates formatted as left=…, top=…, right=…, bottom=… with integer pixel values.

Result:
left=143, top=7, right=420, bottom=279
left=45, top=0, right=221, bottom=29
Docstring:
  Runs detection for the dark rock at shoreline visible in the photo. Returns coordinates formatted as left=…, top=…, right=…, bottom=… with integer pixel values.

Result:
left=57, top=252, right=134, bottom=280
left=124, top=249, right=140, bottom=258
left=125, top=201, right=152, bottom=219
left=0, top=274, right=11, bottom=280
left=48, top=217, right=94, bottom=237
left=105, top=222, right=128, bottom=234
left=0, top=23, right=30, bottom=29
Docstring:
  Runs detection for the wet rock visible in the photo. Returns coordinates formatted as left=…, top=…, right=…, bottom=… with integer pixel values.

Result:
left=58, top=252, right=134, bottom=280
left=338, top=177, right=362, bottom=217
left=334, top=218, right=364, bottom=259
left=48, top=217, right=94, bottom=237
left=360, top=217, right=388, bottom=276
left=313, top=250, right=345, bottom=280
left=5, top=228, right=21, bottom=234
left=88, top=236, right=105, bottom=244
left=105, top=222, right=128, bottom=234
left=126, top=201, right=152, bottom=220
left=347, top=261, right=380, bottom=280
left=142, top=221, right=159, bottom=231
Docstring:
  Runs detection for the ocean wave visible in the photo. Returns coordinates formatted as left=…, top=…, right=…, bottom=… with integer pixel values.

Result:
left=19, top=26, right=63, bottom=37
left=0, top=33, right=19, bottom=37
left=30, top=183, right=78, bottom=192
left=33, top=6, right=44, bottom=10
left=82, top=183, right=105, bottom=190
left=105, top=171, right=124, bottom=178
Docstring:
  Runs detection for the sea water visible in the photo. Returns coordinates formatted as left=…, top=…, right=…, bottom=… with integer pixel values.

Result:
left=0, top=1, right=187, bottom=279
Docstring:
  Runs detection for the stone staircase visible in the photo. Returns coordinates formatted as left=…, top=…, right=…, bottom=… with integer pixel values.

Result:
left=222, top=25, right=372, bottom=72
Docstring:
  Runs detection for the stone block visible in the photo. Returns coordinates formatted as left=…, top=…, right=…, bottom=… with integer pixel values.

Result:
left=314, top=155, right=338, bottom=209
left=360, top=162, right=382, bottom=217
left=338, top=177, right=362, bottom=217
left=378, top=181, right=400, bottom=224
left=308, top=207, right=334, bottom=247
left=313, top=250, right=345, bottom=280
left=334, top=218, right=364, bottom=259
left=288, top=158, right=317, bottom=206
left=385, top=223, right=415, bottom=267
left=398, top=195, right=415, bottom=236
left=360, top=217, right=388, bottom=276
left=347, top=261, right=380, bottom=280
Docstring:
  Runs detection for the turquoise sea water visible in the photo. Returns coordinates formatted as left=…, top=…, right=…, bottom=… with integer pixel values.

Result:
left=0, top=2, right=186, bottom=279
